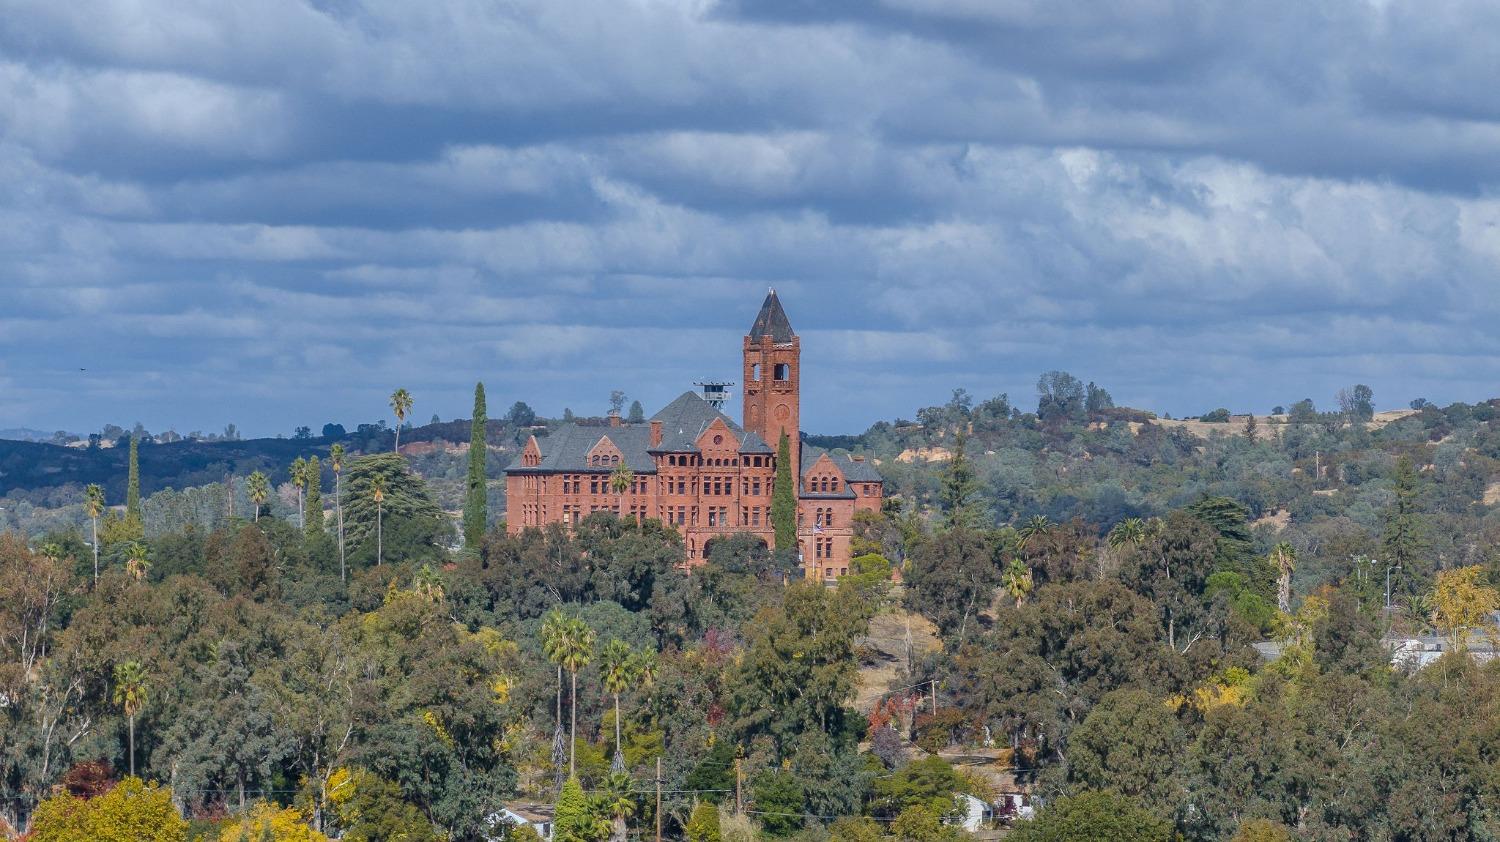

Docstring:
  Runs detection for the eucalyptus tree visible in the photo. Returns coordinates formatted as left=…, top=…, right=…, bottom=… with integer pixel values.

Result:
left=1271, top=542, right=1297, bottom=614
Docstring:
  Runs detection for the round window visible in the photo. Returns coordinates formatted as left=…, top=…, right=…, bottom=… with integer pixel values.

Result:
left=713, top=434, right=723, bottom=445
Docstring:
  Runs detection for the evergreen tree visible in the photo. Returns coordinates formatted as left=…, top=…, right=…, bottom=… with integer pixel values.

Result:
left=553, top=776, right=595, bottom=842
left=772, top=432, right=797, bottom=555
left=464, top=382, right=488, bottom=546
left=125, top=436, right=143, bottom=533
left=1243, top=413, right=1258, bottom=443
left=938, top=432, right=982, bottom=529
left=303, top=455, right=323, bottom=535
left=686, top=802, right=721, bottom=842
left=627, top=400, right=645, bottom=424
left=1382, top=455, right=1426, bottom=584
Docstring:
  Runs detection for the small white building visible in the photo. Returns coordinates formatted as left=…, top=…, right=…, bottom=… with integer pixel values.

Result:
left=485, top=805, right=554, bottom=841
left=953, top=793, right=992, bottom=832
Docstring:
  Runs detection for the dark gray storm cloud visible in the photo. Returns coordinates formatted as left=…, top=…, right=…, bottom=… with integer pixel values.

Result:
left=2, top=0, right=1498, bottom=436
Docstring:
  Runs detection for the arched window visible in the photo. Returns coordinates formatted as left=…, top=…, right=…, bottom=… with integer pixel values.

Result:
left=751, top=363, right=761, bottom=381
left=774, top=363, right=790, bottom=381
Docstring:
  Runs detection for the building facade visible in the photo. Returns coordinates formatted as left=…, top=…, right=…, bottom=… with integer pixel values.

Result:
left=504, top=291, right=884, bottom=579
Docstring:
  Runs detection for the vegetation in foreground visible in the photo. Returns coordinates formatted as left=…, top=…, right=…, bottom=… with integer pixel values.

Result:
left=6, top=377, right=1500, bottom=840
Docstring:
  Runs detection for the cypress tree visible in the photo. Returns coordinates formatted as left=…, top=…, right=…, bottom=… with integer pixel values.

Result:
left=553, top=776, right=592, bottom=842
left=304, top=455, right=323, bottom=535
left=772, top=432, right=797, bottom=554
left=125, top=436, right=143, bottom=534
left=1382, top=455, right=1425, bottom=578
left=464, top=382, right=488, bottom=546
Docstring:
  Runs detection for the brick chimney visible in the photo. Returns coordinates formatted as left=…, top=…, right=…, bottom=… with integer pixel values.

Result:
left=650, top=419, right=663, bottom=447
left=609, top=411, right=621, bottom=427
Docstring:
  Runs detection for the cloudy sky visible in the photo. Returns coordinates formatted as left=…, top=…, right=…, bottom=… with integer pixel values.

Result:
left=3, top=0, right=1499, bottom=437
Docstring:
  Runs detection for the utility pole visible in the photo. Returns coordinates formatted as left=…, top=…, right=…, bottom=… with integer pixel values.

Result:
left=734, top=757, right=744, bottom=815
left=930, top=679, right=938, bottom=717
left=1385, top=563, right=1402, bottom=611
left=656, top=756, right=663, bottom=842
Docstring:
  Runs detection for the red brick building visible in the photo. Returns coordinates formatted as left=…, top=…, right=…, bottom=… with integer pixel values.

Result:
left=505, top=291, right=884, bottom=580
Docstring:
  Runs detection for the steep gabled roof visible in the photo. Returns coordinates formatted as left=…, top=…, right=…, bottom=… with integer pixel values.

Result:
left=798, top=445, right=884, bottom=497
left=651, top=391, right=740, bottom=451
left=510, top=424, right=658, bottom=474
left=748, top=290, right=795, bottom=343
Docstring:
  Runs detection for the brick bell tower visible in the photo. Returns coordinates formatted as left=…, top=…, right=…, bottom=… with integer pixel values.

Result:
left=743, top=289, right=801, bottom=472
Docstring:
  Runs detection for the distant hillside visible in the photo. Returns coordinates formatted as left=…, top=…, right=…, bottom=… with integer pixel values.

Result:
left=0, top=427, right=67, bottom=443
left=0, top=418, right=536, bottom=505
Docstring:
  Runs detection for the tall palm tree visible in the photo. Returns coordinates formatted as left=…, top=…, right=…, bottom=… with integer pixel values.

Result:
left=247, top=471, right=270, bottom=522
left=112, top=660, right=149, bottom=777
left=390, top=388, right=413, bottom=452
left=291, top=456, right=308, bottom=530
left=330, top=444, right=346, bottom=582
left=598, top=639, right=634, bottom=771
left=371, top=474, right=387, bottom=566
left=84, top=484, right=105, bottom=583
left=541, top=608, right=570, bottom=783
left=1017, top=514, right=1053, bottom=550
left=1002, top=557, right=1033, bottom=609
left=559, top=616, right=596, bottom=777
left=124, top=542, right=150, bottom=581
left=1271, top=542, right=1298, bottom=614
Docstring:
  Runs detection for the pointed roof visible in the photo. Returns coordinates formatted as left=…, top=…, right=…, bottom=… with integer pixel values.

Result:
left=748, top=289, right=795, bottom=343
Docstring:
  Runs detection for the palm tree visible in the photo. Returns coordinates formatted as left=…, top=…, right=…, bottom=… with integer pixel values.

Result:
left=599, top=771, right=637, bottom=842
left=1002, top=557, right=1033, bottom=609
left=599, top=639, right=634, bottom=771
left=1271, top=541, right=1297, bottom=614
left=330, top=444, right=346, bottom=582
left=112, top=660, right=149, bottom=777
left=247, top=471, right=270, bottom=522
left=413, top=564, right=445, bottom=603
left=609, top=463, right=634, bottom=496
left=291, top=457, right=308, bottom=530
left=390, top=388, right=413, bottom=452
left=1107, top=517, right=1147, bottom=551
left=541, top=609, right=571, bottom=785
left=559, top=616, right=596, bottom=777
left=371, top=474, right=387, bottom=566
left=124, top=542, right=150, bottom=580
left=85, top=483, right=105, bottom=583
left=1017, top=514, right=1053, bottom=550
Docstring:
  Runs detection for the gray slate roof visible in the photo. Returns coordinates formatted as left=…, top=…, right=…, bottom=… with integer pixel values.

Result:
left=748, top=291, right=796, bottom=343
left=525, top=424, right=660, bottom=474
left=799, top=445, right=883, bottom=497
left=509, top=392, right=775, bottom=473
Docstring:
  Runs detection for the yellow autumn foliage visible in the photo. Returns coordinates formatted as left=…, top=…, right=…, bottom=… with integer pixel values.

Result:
left=218, top=802, right=330, bottom=842
left=29, top=777, right=186, bottom=842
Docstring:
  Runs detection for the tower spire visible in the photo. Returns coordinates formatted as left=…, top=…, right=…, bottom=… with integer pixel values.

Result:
left=749, top=289, right=795, bottom=343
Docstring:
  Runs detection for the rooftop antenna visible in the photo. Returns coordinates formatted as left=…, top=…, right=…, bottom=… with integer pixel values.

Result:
left=694, top=380, right=734, bottom=410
